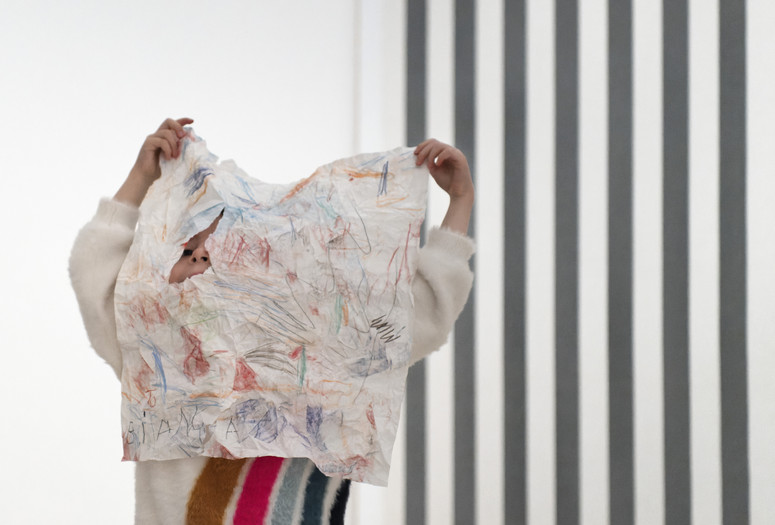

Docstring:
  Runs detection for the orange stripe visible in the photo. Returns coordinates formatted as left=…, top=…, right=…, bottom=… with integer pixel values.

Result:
left=186, top=458, right=248, bottom=525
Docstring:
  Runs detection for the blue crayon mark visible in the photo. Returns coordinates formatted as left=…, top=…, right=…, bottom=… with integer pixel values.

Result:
left=357, top=154, right=387, bottom=169
left=185, top=166, right=213, bottom=196
left=236, top=176, right=257, bottom=203
left=140, top=339, right=168, bottom=404
left=255, top=406, right=280, bottom=442
left=348, top=342, right=392, bottom=378
left=235, top=399, right=260, bottom=420
left=378, top=161, right=388, bottom=196
left=306, top=405, right=327, bottom=451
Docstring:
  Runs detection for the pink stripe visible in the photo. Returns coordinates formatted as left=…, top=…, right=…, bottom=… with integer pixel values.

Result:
left=233, top=456, right=285, bottom=525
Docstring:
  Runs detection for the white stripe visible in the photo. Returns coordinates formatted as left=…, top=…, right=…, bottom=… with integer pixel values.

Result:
left=688, top=1, right=723, bottom=524
left=579, top=1, right=610, bottom=524
left=474, top=0, right=506, bottom=524
left=222, top=458, right=256, bottom=524
left=425, top=1, right=456, bottom=524
left=526, top=0, right=557, bottom=522
left=747, top=2, right=775, bottom=523
left=321, top=476, right=344, bottom=525
left=632, top=0, right=665, bottom=523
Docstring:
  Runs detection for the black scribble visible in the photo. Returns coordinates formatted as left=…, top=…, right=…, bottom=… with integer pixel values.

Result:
left=370, top=315, right=403, bottom=343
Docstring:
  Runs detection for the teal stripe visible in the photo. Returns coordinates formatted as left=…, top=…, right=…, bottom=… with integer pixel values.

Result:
left=301, top=468, right=329, bottom=524
left=271, top=459, right=313, bottom=525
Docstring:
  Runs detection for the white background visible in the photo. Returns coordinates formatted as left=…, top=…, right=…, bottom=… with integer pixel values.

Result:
left=0, top=1, right=366, bottom=523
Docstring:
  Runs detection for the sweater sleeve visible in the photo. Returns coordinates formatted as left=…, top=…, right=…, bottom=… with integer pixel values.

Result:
left=69, top=198, right=139, bottom=379
left=409, top=227, right=475, bottom=365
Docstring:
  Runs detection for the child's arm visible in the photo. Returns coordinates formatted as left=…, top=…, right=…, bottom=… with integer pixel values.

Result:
left=69, top=199, right=140, bottom=377
left=69, top=118, right=192, bottom=378
left=408, top=139, right=476, bottom=365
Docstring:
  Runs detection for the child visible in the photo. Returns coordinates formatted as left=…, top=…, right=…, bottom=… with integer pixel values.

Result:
left=70, top=117, right=475, bottom=524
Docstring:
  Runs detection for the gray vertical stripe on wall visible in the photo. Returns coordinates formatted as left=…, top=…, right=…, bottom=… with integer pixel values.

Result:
left=405, top=1, right=427, bottom=524
left=555, top=0, right=580, bottom=524
left=454, top=0, right=476, bottom=523
left=607, top=0, right=635, bottom=523
left=395, top=3, right=759, bottom=525
left=719, top=1, right=749, bottom=524
left=504, top=0, right=527, bottom=523
left=662, top=1, right=691, bottom=524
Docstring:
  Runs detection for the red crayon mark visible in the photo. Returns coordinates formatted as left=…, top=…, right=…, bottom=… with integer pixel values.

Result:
left=345, top=455, right=372, bottom=472
left=233, top=357, right=259, bottom=392
left=290, top=346, right=303, bottom=360
left=133, top=360, right=156, bottom=406
left=256, top=237, right=271, bottom=268
left=366, top=403, right=376, bottom=429
left=215, top=444, right=240, bottom=460
left=229, top=235, right=250, bottom=266
left=226, top=233, right=272, bottom=269
left=181, top=327, right=210, bottom=383
left=134, top=298, right=169, bottom=330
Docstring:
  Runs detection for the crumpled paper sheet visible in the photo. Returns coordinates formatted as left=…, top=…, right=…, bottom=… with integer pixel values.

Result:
left=114, top=129, right=428, bottom=485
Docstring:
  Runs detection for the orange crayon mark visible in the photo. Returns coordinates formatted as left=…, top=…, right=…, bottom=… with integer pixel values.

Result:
left=344, top=169, right=384, bottom=179
left=376, top=195, right=409, bottom=207
left=279, top=173, right=317, bottom=203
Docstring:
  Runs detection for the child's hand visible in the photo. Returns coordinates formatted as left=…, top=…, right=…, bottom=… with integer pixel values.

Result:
left=114, top=117, right=193, bottom=207
left=414, top=138, right=474, bottom=203
left=414, top=138, right=474, bottom=235
left=131, top=117, right=194, bottom=183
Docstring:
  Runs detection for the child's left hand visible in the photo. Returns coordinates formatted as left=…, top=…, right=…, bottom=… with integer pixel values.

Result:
left=414, top=138, right=474, bottom=235
left=414, top=138, right=474, bottom=203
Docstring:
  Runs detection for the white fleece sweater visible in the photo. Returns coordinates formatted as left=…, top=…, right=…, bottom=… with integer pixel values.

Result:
left=69, top=197, right=474, bottom=524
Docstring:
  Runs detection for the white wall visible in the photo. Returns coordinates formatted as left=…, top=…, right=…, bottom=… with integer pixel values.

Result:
left=0, top=2, right=361, bottom=523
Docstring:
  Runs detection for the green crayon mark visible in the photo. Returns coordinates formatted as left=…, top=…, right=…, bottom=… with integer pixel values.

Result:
left=298, top=346, right=307, bottom=387
left=315, top=197, right=339, bottom=220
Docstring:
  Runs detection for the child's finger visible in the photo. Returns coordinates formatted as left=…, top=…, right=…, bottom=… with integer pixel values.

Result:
left=434, top=148, right=453, bottom=167
left=414, top=138, right=434, bottom=154
left=173, top=117, right=194, bottom=138
left=414, top=138, right=441, bottom=164
left=148, top=136, right=174, bottom=160
left=152, top=129, right=179, bottom=158
left=414, top=141, right=432, bottom=165
left=426, top=144, right=446, bottom=169
left=159, top=117, right=192, bottom=139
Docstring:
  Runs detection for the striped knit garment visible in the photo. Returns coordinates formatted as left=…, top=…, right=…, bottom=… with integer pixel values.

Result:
left=185, top=456, right=350, bottom=525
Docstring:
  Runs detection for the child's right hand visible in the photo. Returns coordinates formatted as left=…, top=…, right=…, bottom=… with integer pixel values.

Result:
left=130, top=117, right=194, bottom=182
left=114, top=117, right=193, bottom=207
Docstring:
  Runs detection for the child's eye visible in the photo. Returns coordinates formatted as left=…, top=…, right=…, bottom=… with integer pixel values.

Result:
left=182, top=249, right=193, bottom=257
